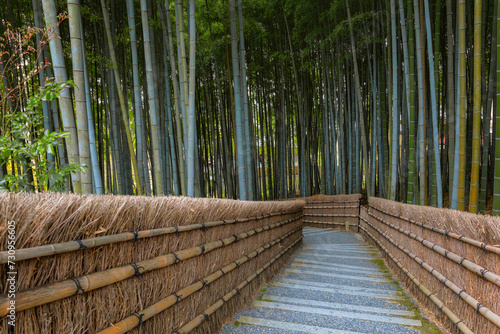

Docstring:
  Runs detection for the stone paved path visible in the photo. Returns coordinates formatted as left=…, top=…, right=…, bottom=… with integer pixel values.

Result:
left=220, top=227, right=442, bottom=334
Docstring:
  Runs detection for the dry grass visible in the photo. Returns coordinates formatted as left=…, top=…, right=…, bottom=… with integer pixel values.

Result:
left=367, top=197, right=500, bottom=334
left=0, top=193, right=304, bottom=333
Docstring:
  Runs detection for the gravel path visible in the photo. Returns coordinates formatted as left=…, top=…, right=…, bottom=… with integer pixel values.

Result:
left=220, top=227, right=442, bottom=334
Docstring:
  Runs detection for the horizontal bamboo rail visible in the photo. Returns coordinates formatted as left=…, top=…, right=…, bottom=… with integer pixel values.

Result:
left=0, top=214, right=302, bottom=317
left=368, top=211, right=500, bottom=288
left=361, top=213, right=500, bottom=329
left=174, top=237, right=303, bottom=333
left=0, top=209, right=302, bottom=264
left=370, top=205, right=500, bottom=256
left=303, top=220, right=345, bottom=226
left=304, top=205, right=359, bottom=209
left=303, top=213, right=358, bottom=218
left=358, top=213, right=473, bottom=334
left=98, top=228, right=301, bottom=333
left=305, top=200, right=360, bottom=204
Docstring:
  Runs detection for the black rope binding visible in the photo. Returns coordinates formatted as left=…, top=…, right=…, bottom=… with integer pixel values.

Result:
left=480, top=243, right=488, bottom=251
left=454, top=320, right=463, bottom=326
left=70, top=277, right=85, bottom=295
left=201, top=223, right=208, bottom=232
left=173, top=292, right=182, bottom=303
left=476, top=303, right=483, bottom=314
left=175, top=226, right=180, bottom=237
left=438, top=304, right=446, bottom=312
left=199, top=278, right=208, bottom=288
left=201, top=312, right=210, bottom=322
left=199, top=245, right=206, bottom=254
left=480, top=269, right=489, bottom=280
left=220, top=297, right=227, bottom=304
left=172, top=252, right=181, bottom=263
left=129, top=262, right=145, bottom=277
left=220, top=238, right=226, bottom=246
left=232, top=234, right=239, bottom=241
left=132, top=312, right=145, bottom=327
left=132, top=228, right=140, bottom=247
left=77, top=240, right=88, bottom=251
left=459, top=257, right=467, bottom=267
left=219, top=268, right=226, bottom=276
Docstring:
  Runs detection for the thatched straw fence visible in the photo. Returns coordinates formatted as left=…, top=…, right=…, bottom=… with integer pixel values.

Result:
left=0, top=193, right=304, bottom=333
left=360, top=197, right=500, bottom=334
left=303, top=194, right=361, bottom=232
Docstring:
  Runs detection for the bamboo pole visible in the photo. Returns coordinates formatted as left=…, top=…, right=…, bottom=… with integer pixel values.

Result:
left=98, top=228, right=301, bottom=333
left=174, top=237, right=302, bottom=333
left=303, top=221, right=350, bottom=226
left=361, top=215, right=500, bottom=329
left=370, top=205, right=500, bottom=255
left=305, top=200, right=361, bottom=204
left=0, top=210, right=302, bottom=264
left=0, top=215, right=302, bottom=317
left=303, top=214, right=358, bottom=218
left=358, top=215, right=473, bottom=334
left=303, top=205, right=359, bottom=209
left=368, top=211, right=500, bottom=287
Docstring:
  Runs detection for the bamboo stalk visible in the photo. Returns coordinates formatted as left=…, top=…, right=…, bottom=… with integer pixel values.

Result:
left=174, top=237, right=302, bottom=333
left=368, top=211, right=500, bottom=287
left=98, top=228, right=301, bottom=333
left=370, top=205, right=500, bottom=255
left=358, top=215, right=473, bottom=334
left=0, top=210, right=301, bottom=264
left=361, top=215, right=500, bottom=329
left=0, top=215, right=302, bottom=317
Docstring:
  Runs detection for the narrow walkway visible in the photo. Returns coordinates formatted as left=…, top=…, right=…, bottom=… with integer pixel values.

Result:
left=221, top=227, right=441, bottom=334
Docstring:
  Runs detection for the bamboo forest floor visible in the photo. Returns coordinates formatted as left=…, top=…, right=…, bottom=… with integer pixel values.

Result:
left=220, top=227, right=444, bottom=334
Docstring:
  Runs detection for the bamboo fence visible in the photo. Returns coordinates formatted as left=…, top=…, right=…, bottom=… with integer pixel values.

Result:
left=303, top=194, right=361, bottom=230
left=2, top=192, right=497, bottom=334
left=362, top=197, right=500, bottom=334
left=0, top=193, right=304, bottom=333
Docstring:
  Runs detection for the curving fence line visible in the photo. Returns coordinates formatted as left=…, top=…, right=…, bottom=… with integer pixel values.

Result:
left=304, top=194, right=500, bottom=334
left=0, top=193, right=304, bottom=333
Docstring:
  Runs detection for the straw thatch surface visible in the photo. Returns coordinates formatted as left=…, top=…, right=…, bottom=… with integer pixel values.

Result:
left=304, top=194, right=362, bottom=203
left=0, top=193, right=304, bottom=333
left=366, top=197, right=500, bottom=334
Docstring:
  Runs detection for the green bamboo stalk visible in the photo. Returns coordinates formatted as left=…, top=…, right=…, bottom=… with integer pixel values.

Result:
left=186, top=0, right=196, bottom=197
left=100, top=0, right=142, bottom=195
left=138, top=0, right=162, bottom=195
left=423, top=0, right=443, bottom=208
left=493, top=0, right=500, bottom=215
left=469, top=0, right=482, bottom=213
left=42, top=0, right=81, bottom=193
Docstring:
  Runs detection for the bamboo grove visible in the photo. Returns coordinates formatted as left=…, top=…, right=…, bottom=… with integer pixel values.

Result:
left=1, top=0, right=500, bottom=215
